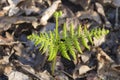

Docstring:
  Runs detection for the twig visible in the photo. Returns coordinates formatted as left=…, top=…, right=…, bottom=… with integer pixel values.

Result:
left=0, top=41, right=26, bottom=46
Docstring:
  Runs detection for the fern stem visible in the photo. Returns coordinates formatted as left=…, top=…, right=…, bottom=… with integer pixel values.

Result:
left=51, top=55, right=57, bottom=75
left=55, top=16, right=59, bottom=40
left=51, top=47, right=58, bottom=75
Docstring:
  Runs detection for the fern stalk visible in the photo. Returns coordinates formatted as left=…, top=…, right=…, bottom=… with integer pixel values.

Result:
left=55, top=15, right=59, bottom=40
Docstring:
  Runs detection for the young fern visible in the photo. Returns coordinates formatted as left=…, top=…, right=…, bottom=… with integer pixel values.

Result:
left=27, top=11, right=109, bottom=74
left=28, top=12, right=109, bottom=61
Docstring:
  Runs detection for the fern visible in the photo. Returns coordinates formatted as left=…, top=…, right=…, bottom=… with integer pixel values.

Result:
left=27, top=11, right=109, bottom=74
left=28, top=12, right=109, bottom=61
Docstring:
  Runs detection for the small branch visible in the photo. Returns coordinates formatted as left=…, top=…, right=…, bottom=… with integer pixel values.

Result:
left=0, top=41, right=25, bottom=46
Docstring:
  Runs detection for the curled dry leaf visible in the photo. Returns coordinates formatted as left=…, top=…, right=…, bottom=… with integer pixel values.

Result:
left=0, top=16, right=37, bottom=32
left=40, top=0, right=61, bottom=25
left=76, top=10, right=102, bottom=25
left=97, top=48, right=114, bottom=70
left=95, top=2, right=111, bottom=28
left=69, top=0, right=91, bottom=10
left=78, top=65, right=91, bottom=75
left=73, top=65, right=92, bottom=79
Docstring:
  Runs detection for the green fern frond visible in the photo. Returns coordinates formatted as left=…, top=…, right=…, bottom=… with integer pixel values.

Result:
left=65, top=38, right=76, bottom=60
left=77, top=25, right=82, bottom=37
left=59, top=41, right=71, bottom=60
left=63, top=23, right=67, bottom=38
left=72, top=37, right=83, bottom=53
left=81, top=34, right=90, bottom=50
left=48, top=45, right=58, bottom=61
left=90, top=28, right=109, bottom=39
left=70, top=23, right=74, bottom=37
left=83, top=26, right=93, bottom=45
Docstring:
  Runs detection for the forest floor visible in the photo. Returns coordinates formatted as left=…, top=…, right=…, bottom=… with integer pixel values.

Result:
left=0, top=0, right=119, bottom=80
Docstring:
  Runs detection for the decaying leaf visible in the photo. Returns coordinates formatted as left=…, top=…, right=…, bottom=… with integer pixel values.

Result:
left=97, top=48, right=114, bottom=70
left=40, top=0, right=61, bottom=25
left=76, top=10, right=102, bottom=25
left=95, top=2, right=111, bottom=28
left=69, top=0, right=91, bottom=10
left=0, top=16, right=37, bottom=32
left=73, top=64, right=93, bottom=79
left=78, top=65, right=91, bottom=75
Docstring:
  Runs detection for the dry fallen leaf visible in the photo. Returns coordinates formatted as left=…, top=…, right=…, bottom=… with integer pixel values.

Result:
left=40, top=0, right=61, bottom=25
left=95, top=2, right=111, bottom=28
left=73, top=64, right=93, bottom=79
left=78, top=65, right=91, bottom=75
left=0, top=16, right=37, bottom=32
left=76, top=10, right=102, bottom=25
left=97, top=48, right=114, bottom=70
left=69, top=0, right=91, bottom=10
